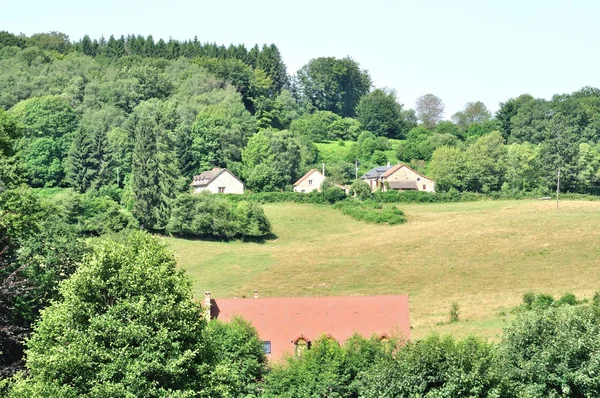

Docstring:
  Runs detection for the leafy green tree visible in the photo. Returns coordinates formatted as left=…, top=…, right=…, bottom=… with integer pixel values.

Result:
left=263, top=335, right=394, bottom=398
left=8, top=231, right=216, bottom=397
left=358, top=335, right=498, bottom=397
left=452, top=101, right=492, bottom=131
left=415, top=93, right=444, bottom=129
left=130, top=100, right=180, bottom=230
left=430, top=146, right=465, bottom=192
left=204, top=317, right=266, bottom=396
left=242, top=129, right=303, bottom=191
left=463, top=131, right=507, bottom=192
left=503, top=143, right=540, bottom=193
left=9, top=95, right=79, bottom=187
left=497, top=305, right=600, bottom=397
left=296, top=57, right=372, bottom=117
left=167, top=193, right=271, bottom=239
left=27, top=32, right=71, bottom=54
left=356, top=88, right=406, bottom=138
left=495, top=94, right=534, bottom=139
left=190, top=97, right=257, bottom=173
left=0, top=188, right=86, bottom=377
left=509, top=98, right=552, bottom=144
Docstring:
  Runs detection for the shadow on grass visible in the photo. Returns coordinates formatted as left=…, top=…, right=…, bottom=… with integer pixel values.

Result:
left=160, top=232, right=279, bottom=244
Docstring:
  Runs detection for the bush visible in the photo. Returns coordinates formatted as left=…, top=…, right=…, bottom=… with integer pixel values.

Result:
left=323, top=186, right=347, bottom=203
left=358, top=335, right=498, bottom=397
left=263, top=334, right=395, bottom=398
left=449, top=302, right=460, bottom=322
left=497, top=305, right=600, bottom=396
left=333, top=199, right=406, bottom=225
left=57, top=193, right=137, bottom=235
left=558, top=292, right=577, bottom=306
left=350, top=179, right=372, bottom=200
left=533, top=294, right=555, bottom=310
left=522, top=292, right=536, bottom=309
left=167, top=192, right=272, bottom=239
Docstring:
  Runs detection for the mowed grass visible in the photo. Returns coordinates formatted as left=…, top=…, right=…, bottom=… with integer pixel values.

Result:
left=164, top=200, right=600, bottom=340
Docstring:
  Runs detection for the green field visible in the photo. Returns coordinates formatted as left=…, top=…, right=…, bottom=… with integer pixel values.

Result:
left=165, top=200, right=600, bottom=339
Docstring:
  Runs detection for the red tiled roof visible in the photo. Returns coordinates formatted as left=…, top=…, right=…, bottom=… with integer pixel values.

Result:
left=210, top=295, right=410, bottom=360
left=293, top=169, right=322, bottom=186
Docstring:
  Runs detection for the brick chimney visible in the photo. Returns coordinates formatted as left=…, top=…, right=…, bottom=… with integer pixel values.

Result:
left=204, top=291, right=211, bottom=322
left=253, top=289, right=259, bottom=299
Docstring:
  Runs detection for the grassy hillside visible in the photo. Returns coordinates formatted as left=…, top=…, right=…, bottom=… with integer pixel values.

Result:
left=165, top=200, right=600, bottom=339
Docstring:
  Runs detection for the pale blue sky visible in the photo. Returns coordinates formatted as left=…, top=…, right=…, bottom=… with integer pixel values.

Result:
left=2, top=0, right=599, bottom=117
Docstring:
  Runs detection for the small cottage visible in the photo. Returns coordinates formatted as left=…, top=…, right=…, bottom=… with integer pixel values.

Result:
left=293, top=169, right=325, bottom=193
left=361, top=163, right=435, bottom=192
left=190, top=168, right=244, bottom=194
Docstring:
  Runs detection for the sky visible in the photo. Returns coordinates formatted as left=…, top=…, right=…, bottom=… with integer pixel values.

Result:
left=2, top=0, right=600, bottom=118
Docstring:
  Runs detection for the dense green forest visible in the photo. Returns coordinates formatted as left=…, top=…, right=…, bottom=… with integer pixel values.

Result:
left=3, top=31, right=600, bottom=396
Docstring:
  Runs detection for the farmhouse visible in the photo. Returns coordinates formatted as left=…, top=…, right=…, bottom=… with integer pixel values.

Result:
left=293, top=169, right=325, bottom=192
left=293, top=169, right=350, bottom=194
left=204, top=292, right=410, bottom=360
left=190, top=168, right=244, bottom=194
left=361, top=163, right=435, bottom=192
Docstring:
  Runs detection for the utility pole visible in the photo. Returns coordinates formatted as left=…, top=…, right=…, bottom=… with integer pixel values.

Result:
left=556, top=168, right=560, bottom=209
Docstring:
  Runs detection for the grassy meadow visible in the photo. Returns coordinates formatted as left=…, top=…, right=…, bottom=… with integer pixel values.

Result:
left=165, top=199, right=600, bottom=339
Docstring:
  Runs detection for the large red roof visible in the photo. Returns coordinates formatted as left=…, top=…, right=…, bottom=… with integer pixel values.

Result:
left=209, top=295, right=410, bottom=360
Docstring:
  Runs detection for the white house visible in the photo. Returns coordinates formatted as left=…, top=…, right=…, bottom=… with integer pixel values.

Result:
left=293, top=169, right=325, bottom=193
left=190, top=168, right=244, bottom=194
left=293, top=169, right=350, bottom=194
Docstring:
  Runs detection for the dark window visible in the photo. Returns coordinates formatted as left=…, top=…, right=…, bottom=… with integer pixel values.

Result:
left=423, top=184, right=426, bottom=190
left=308, top=179, right=313, bottom=185
left=417, top=177, right=421, bottom=181
left=263, top=341, right=271, bottom=354
left=218, top=187, right=225, bottom=193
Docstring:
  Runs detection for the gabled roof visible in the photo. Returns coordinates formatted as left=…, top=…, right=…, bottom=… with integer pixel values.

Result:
left=360, top=165, right=394, bottom=180
left=210, top=295, right=410, bottom=360
left=293, top=169, right=323, bottom=186
left=361, top=163, right=434, bottom=182
left=190, top=168, right=244, bottom=187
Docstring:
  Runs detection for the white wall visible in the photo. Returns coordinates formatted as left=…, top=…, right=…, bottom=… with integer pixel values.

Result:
left=193, top=171, right=244, bottom=194
left=294, top=170, right=325, bottom=193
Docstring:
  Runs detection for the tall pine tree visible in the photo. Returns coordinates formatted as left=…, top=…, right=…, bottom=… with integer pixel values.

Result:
left=131, top=100, right=180, bottom=230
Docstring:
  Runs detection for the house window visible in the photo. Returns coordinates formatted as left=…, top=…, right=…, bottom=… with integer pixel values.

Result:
left=417, top=177, right=421, bottom=181
left=218, top=187, right=225, bottom=193
left=423, top=184, right=426, bottom=190
left=308, top=179, right=313, bottom=185
left=301, top=190, right=305, bottom=193
left=294, top=337, right=310, bottom=357
left=262, top=341, right=271, bottom=354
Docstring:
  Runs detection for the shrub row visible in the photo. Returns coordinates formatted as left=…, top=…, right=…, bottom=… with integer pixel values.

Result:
left=167, top=192, right=272, bottom=239
left=333, top=199, right=406, bottom=225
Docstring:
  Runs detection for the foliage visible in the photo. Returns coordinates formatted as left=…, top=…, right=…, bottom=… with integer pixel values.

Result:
left=449, top=302, right=460, bottom=323
left=323, top=186, right=347, bottom=204
left=358, top=335, right=498, bottom=397
left=166, top=192, right=272, bottom=239
left=349, top=179, right=372, bottom=200
left=289, top=110, right=360, bottom=142
left=0, top=188, right=86, bottom=377
left=8, top=231, right=216, bottom=397
left=356, top=88, right=407, bottom=138
left=204, top=317, right=266, bottom=397
left=497, top=305, right=600, bottom=397
left=296, top=56, right=371, bottom=117
left=332, top=199, right=406, bottom=225
left=415, top=93, right=444, bottom=129
left=130, top=99, right=180, bottom=230
left=262, top=334, right=395, bottom=398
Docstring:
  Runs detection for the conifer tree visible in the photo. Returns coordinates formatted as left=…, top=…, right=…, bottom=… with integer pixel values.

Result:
left=66, top=129, right=94, bottom=193
left=131, top=100, right=179, bottom=230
